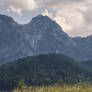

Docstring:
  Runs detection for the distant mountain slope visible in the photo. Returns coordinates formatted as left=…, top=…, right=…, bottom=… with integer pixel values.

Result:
left=0, top=54, right=91, bottom=90
left=73, top=36, right=92, bottom=60
left=1, top=14, right=92, bottom=64
left=81, top=60, right=92, bottom=69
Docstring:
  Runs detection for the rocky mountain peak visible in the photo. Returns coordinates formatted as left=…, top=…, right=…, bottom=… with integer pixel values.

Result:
left=31, top=15, right=53, bottom=23
left=26, top=15, right=64, bottom=36
left=0, top=14, right=15, bottom=24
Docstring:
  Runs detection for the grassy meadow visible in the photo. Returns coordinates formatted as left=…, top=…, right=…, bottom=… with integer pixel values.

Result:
left=13, top=84, right=92, bottom=92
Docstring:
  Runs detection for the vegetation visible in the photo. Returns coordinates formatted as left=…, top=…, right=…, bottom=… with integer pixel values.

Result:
left=81, top=60, right=92, bottom=70
left=0, top=54, right=92, bottom=90
left=13, top=84, right=92, bottom=92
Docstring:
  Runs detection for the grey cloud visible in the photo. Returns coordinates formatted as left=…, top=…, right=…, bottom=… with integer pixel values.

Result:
left=0, top=0, right=92, bottom=37
left=36, top=0, right=88, bottom=8
left=83, top=3, right=92, bottom=24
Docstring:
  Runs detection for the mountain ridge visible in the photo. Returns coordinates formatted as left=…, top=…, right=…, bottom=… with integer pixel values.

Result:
left=0, top=14, right=92, bottom=63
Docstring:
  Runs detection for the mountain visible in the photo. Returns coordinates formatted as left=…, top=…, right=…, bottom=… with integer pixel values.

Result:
left=73, top=36, right=92, bottom=60
left=0, top=14, right=76, bottom=64
left=0, top=14, right=92, bottom=64
left=0, top=15, right=24, bottom=64
left=81, top=60, right=92, bottom=69
left=0, top=54, right=91, bottom=90
left=22, top=15, right=76, bottom=57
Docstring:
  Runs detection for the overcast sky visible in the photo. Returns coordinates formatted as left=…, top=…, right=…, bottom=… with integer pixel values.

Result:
left=0, top=0, right=92, bottom=37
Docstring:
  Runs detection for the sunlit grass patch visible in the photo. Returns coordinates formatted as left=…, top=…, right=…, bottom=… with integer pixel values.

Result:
left=13, top=84, right=92, bottom=92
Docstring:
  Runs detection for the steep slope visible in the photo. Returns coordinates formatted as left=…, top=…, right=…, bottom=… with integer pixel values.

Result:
left=0, top=54, right=91, bottom=90
left=0, top=15, right=33, bottom=64
left=23, top=15, right=76, bottom=57
left=0, top=15, right=22, bottom=63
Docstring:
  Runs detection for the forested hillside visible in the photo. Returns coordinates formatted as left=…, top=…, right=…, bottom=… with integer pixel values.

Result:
left=81, top=60, right=92, bottom=69
left=0, top=54, right=92, bottom=90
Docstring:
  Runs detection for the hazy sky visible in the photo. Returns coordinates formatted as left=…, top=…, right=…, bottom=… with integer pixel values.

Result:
left=0, top=0, right=92, bottom=37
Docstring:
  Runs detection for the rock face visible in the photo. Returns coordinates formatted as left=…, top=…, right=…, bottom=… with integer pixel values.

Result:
left=23, top=15, right=76, bottom=56
left=0, top=14, right=92, bottom=64
left=0, top=15, right=23, bottom=63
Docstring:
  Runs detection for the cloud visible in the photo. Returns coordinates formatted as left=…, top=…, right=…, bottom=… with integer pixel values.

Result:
left=0, top=0, right=92, bottom=37
left=84, top=3, right=92, bottom=24
left=0, top=0, right=38, bottom=11
left=36, top=0, right=88, bottom=9
left=53, top=4, right=85, bottom=37
left=42, top=9, right=54, bottom=18
left=38, top=0, right=92, bottom=37
left=7, top=6, right=22, bottom=16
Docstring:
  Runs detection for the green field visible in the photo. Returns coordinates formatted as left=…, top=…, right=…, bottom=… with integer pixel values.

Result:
left=13, top=84, right=92, bottom=92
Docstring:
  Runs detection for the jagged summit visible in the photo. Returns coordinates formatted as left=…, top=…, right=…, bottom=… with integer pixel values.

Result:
left=29, top=15, right=55, bottom=26
left=31, top=15, right=53, bottom=22
left=0, top=14, right=15, bottom=24
left=31, top=15, right=59, bottom=25
left=27, top=15, right=64, bottom=34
